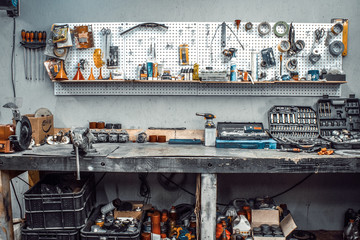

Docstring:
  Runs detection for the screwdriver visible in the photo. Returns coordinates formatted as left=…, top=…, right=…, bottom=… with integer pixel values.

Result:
left=29, top=31, right=34, bottom=80
left=25, top=31, right=30, bottom=80
left=41, top=31, right=47, bottom=80
left=38, top=31, right=42, bottom=80
left=34, top=31, right=38, bottom=80
left=21, top=30, right=27, bottom=80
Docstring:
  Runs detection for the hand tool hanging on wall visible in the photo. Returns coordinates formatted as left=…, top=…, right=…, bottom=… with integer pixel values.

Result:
left=120, top=22, right=168, bottom=36
left=331, top=18, right=348, bottom=56
left=20, top=30, right=47, bottom=80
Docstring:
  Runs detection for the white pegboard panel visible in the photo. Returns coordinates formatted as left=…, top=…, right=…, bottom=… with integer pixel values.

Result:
left=198, top=83, right=342, bottom=96
left=56, top=21, right=343, bottom=96
left=54, top=82, right=341, bottom=96
left=54, top=82, right=198, bottom=95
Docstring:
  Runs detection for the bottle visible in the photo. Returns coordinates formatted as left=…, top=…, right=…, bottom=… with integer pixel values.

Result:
left=169, top=206, right=177, bottom=221
left=230, top=58, right=237, bottom=82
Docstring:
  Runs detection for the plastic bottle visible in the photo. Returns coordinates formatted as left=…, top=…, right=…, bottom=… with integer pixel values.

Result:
left=169, top=206, right=177, bottom=221
left=343, top=218, right=359, bottom=240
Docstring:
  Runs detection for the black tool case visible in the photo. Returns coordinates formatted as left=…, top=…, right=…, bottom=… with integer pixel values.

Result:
left=217, top=122, right=269, bottom=140
left=317, top=95, right=360, bottom=149
left=24, top=173, right=96, bottom=230
left=268, top=105, right=330, bottom=150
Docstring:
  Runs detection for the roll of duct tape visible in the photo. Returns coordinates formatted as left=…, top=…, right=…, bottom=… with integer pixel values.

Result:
left=277, top=40, right=290, bottom=52
left=331, top=22, right=343, bottom=35
left=273, top=21, right=289, bottom=37
left=258, top=22, right=271, bottom=36
left=295, top=40, right=305, bottom=52
left=329, top=40, right=345, bottom=56
left=308, top=48, right=321, bottom=64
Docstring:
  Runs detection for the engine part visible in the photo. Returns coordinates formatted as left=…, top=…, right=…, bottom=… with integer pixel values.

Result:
left=46, top=131, right=70, bottom=145
left=308, top=48, right=321, bottom=64
left=120, top=22, right=168, bottom=36
left=118, top=130, right=129, bottom=143
left=277, top=40, right=291, bottom=52
left=329, top=40, right=345, bottom=57
left=273, top=21, right=289, bottom=37
left=260, top=48, right=276, bottom=68
left=0, top=103, right=32, bottom=153
left=245, top=22, right=253, bottom=31
left=108, top=131, right=119, bottom=143
left=258, top=22, right=271, bottom=36
left=137, top=131, right=147, bottom=143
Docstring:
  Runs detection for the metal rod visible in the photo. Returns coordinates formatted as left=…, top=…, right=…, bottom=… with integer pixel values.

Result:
left=75, top=146, right=81, bottom=180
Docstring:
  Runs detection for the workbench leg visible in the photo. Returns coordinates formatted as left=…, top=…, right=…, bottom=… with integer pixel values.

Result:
left=0, top=170, right=14, bottom=240
left=201, top=173, right=217, bottom=240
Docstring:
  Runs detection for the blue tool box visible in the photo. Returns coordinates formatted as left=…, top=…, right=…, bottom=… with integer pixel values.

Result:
left=215, top=138, right=277, bottom=149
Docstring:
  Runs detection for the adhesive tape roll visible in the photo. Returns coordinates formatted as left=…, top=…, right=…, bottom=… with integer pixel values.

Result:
left=331, top=23, right=343, bottom=35
left=258, top=22, right=271, bottom=36
left=278, top=40, right=290, bottom=52
left=329, top=40, right=345, bottom=56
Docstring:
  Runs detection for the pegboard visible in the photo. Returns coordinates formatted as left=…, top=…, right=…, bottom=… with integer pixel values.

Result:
left=55, top=21, right=344, bottom=96
left=54, top=82, right=341, bottom=96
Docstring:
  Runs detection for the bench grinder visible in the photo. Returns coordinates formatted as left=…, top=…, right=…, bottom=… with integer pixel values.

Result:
left=0, top=102, right=32, bottom=153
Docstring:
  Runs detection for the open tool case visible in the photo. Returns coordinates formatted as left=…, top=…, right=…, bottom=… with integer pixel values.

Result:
left=317, top=95, right=360, bottom=149
left=268, top=106, right=329, bottom=150
left=215, top=122, right=276, bottom=149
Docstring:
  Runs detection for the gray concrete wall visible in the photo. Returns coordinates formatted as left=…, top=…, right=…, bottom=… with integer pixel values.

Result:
left=1, top=0, right=359, bottom=230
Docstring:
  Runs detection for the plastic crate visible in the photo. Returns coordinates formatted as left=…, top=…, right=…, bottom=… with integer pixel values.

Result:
left=24, top=173, right=96, bottom=230
left=22, top=227, right=79, bottom=240
left=80, top=205, right=142, bottom=240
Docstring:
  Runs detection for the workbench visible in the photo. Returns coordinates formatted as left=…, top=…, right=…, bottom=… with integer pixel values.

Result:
left=1, top=143, right=360, bottom=240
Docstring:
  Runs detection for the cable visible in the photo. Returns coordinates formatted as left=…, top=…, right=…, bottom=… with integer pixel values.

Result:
left=11, top=17, right=17, bottom=98
left=10, top=179, right=23, bottom=218
left=157, top=173, right=187, bottom=192
left=271, top=173, right=314, bottom=199
left=138, top=173, right=151, bottom=204
left=95, top=172, right=107, bottom=188
left=17, top=176, right=31, bottom=186
left=159, top=173, right=194, bottom=196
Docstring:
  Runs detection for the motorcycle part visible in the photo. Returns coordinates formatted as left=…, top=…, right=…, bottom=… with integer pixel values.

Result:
left=273, top=21, right=289, bottom=37
left=137, top=131, right=147, bottom=143
left=329, top=40, right=345, bottom=57
left=258, top=22, right=271, bottom=36
left=120, top=22, right=168, bottom=36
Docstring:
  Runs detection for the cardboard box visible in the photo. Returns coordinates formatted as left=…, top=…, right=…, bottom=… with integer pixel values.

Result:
left=25, top=114, right=54, bottom=145
left=251, top=209, right=297, bottom=240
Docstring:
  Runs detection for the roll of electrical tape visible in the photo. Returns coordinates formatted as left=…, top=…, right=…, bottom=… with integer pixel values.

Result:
left=295, top=40, right=305, bottom=52
left=273, top=21, right=289, bottom=37
left=331, top=23, right=343, bottom=35
left=329, top=40, right=345, bottom=56
left=309, top=48, right=321, bottom=64
left=245, top=22, right=253, bottom=31
left=286, top=59, right=297, bottom=72
left=278, top=40, right=291, bottom=52
left=258, top=22, right=271, bottom=36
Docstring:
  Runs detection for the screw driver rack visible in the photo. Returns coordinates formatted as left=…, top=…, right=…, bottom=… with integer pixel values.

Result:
left=317, top=95, right=360, bottom=149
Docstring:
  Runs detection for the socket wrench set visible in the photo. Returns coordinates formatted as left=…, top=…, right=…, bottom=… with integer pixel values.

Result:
left=317, top=95, right=360, bottom=149
left=268, top=106, right=329, bottom=150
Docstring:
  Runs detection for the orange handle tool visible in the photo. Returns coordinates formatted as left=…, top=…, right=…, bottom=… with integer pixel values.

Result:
left=21, top=29, right=25, bottom=42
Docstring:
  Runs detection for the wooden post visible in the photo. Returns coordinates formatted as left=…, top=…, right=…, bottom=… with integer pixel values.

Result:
left=0, top=170, right=14, bottom=240
left=201, top=173, right=217, bottom=240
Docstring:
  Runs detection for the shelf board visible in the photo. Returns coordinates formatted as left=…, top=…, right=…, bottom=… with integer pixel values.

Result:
left=52, top=79, right=347, bottom=84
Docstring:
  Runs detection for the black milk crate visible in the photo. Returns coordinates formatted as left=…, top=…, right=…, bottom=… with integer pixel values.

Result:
left=22, top=227, right=80, bottom=240
left=80, top=205, right=143, bottom=240
left=24, top=173, right=96, bottom=230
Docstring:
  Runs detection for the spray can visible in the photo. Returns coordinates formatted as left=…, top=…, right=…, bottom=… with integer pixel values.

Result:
left=147, top=61, right=153, bottom=80
left=230, top=59, right=237, bottom=81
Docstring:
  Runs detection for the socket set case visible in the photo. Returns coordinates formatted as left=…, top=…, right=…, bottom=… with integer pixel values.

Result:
left=317, top=95, right=360, bottom=149
left=216, top=122, right=276, bottom=149
left=217, top=122, right=270, bottom=140
left=268, top=106, right=329, bottom=150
